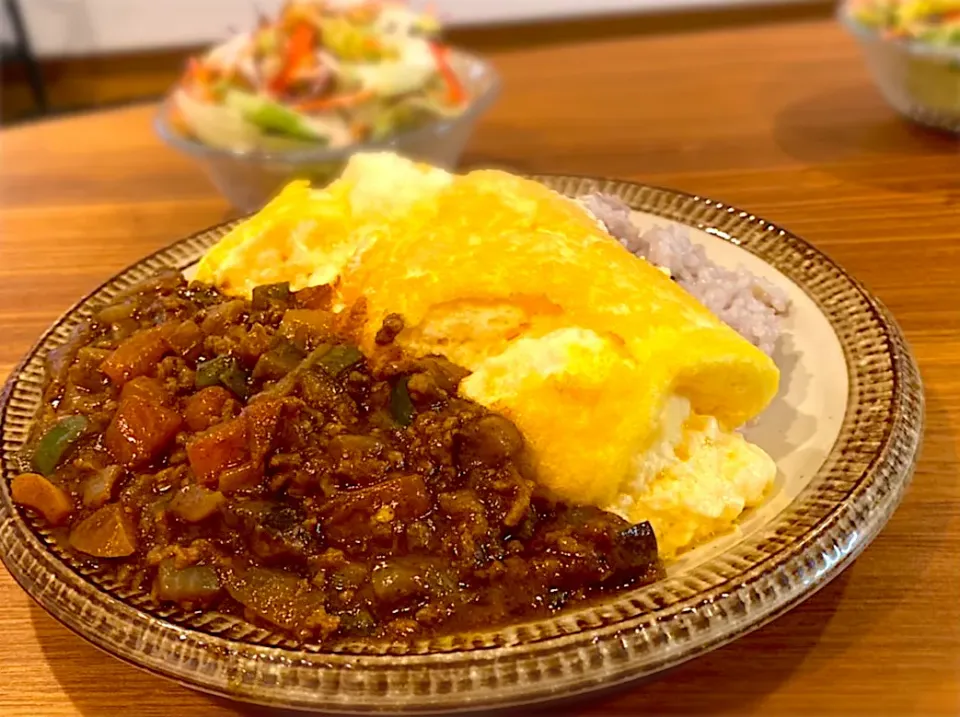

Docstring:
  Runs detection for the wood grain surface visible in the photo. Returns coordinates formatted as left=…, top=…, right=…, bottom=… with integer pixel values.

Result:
left=1, top=16, right=959, bottom=717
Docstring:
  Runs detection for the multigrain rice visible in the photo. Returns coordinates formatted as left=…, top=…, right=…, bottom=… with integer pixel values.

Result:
left=580, top=193, right=789, bottom=355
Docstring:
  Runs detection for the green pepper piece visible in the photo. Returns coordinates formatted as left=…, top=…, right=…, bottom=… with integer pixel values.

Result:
left=390, top=376, right=414, bottom=427
left=219, top=361, right=251, bottom=401
left=34, top=415, right=89, bottom=476
left=224, top=89, right=323, bottom=142
left=317, top=345, right=363, bottom=377
left=251, top=282, right=292, bottom=311
left=195, top=356, right=232, bottom=389
left=195, top=356, right=251, bottom=400
left=252, top=340, right=306, bottom=381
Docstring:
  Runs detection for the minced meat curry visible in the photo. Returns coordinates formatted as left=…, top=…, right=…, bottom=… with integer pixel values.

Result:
left=11, top=273, right=661, bottom=643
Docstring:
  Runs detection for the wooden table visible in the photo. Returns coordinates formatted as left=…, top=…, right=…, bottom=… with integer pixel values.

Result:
left=1, top=16, right=958, bottom=717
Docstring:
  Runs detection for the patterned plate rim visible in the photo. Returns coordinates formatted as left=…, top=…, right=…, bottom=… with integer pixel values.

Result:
left=0, top=176, right=924, bottom=714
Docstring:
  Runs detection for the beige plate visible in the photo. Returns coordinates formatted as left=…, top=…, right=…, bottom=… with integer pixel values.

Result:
left=0, top=176, right=924, bottom=714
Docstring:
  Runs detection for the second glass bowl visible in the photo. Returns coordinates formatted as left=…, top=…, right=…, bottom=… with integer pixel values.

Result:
left=839, top=8, right=960, bottom=134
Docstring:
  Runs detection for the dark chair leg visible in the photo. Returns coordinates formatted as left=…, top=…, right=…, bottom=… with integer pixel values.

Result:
left=4, top=0, right=48, bottom=114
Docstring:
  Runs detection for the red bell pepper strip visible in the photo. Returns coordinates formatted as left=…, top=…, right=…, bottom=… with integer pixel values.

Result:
left=429, top=42, right=465, bottom=106
left=270, top=23, right=316, bottom=94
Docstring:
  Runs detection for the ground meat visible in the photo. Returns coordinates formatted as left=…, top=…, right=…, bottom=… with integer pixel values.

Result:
left=375, top=313, right=404, bottom=345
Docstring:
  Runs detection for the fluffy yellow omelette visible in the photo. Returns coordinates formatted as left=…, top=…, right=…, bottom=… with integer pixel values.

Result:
left=195, top=153, right=780, bottom=558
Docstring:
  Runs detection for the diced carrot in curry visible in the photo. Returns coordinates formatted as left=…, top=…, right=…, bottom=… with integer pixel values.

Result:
left=234, top=323, right=274, bottom=365
left=164, top=319, right=203, bottom=357
left=105, top=394, right=183, bottom=467
left=100, top=325, right=173, bottom=385
left=187, top=415, right=249, bottom=485
left=184, top=386, right=237, bottom=432
left=120, top=376, right=169, bottom=405
left=186, top=399, right=286, bottom=486
left=11, top=472, right=74, bottom=526
left=68, top=503, right=137, bottom=558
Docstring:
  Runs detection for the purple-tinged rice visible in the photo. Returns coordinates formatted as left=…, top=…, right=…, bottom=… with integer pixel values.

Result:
left=580, top=193, right=789, bottom=356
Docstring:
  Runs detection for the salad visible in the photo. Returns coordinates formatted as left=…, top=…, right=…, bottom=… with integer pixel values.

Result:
left=170, top=0, right=469, bottom=153
left=848, top=0, right=960, bottom=46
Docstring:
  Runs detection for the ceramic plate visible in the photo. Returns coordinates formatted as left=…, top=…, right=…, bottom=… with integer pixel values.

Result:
left=0, top=177, right=923, bottom=714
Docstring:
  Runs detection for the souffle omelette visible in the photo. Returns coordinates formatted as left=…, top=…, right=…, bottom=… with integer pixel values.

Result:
left=195, top=153, right=780, bottom=558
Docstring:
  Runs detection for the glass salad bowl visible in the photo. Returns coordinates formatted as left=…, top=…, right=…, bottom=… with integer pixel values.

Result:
left=155, top=49, right=500, bottom=212
left=839, top=7, right=960, bottom=133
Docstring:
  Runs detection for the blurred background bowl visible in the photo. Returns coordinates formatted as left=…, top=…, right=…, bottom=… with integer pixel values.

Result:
left=155, top=49, right=500, bottom=212
left=839, top=9, right=960, bottom=134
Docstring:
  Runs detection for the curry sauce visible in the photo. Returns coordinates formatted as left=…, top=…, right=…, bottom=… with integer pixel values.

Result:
left=12, top=272, right=660, bottom=643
